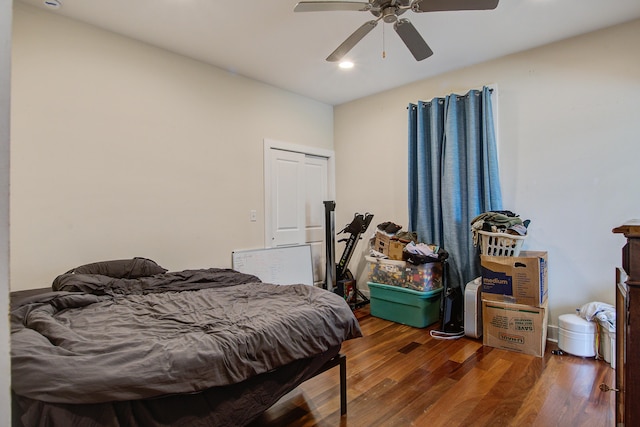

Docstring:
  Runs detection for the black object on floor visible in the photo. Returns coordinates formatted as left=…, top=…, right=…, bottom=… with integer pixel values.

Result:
left=441, top=278, right=464, bottom=334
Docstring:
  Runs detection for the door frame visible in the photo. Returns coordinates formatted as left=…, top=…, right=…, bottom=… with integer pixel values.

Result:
left=263, top=138, right=335, bottom=248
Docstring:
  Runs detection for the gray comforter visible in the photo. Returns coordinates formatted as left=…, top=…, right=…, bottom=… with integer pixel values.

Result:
left=11, top=269, right=362, bottom=404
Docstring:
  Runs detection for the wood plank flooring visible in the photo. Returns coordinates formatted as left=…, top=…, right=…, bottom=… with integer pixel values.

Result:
left=250, top=306, right=615, bottom=427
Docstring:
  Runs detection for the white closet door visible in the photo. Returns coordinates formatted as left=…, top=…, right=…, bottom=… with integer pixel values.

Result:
left=304, top=155, right=329, bottom=285
left=270, top=149, right=305, bottom=247
left=265, top=140, right=334, bottom=287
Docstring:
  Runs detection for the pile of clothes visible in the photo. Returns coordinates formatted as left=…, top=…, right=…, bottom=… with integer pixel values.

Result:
left=370, top=221, right=448, bottom=265
left=579, top=301, right=615, bottom=329
left=471, top=210, right=530, bottom=247
left=403, top=242, right=448, bottom=265
left=578, top=301, right=616, bottom=364
left=375, top=221, right=417, bottom=244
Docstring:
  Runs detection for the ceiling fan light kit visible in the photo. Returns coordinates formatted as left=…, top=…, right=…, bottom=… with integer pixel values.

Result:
left=294, top=0, right=499, bottom=62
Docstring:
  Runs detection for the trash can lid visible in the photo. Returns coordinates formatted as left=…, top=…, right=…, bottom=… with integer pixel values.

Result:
left=559, top=313, right=596, bottom=334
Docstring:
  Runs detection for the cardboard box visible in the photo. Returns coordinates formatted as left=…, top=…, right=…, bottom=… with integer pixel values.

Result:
left=373, top=231, right=405, bottom=260
left=388, top=240, right=405, bottom=261
left=482, top=299, right=548, bottom=357
left=480, top=251, right=548, bottom=307
left=373, top=231, right=391, bottom=255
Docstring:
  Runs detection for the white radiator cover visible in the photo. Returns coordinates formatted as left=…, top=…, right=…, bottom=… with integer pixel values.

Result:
left=464, top=278, right=483, bottom=339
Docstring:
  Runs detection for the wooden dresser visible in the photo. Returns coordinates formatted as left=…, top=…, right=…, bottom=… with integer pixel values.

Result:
left=613, top=220, right=640, bottom=426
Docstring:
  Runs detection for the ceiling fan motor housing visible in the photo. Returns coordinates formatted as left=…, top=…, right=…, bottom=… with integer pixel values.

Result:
left=371, top=1, right=410, bottom=22
left=382, top=7, right=398, bottom=22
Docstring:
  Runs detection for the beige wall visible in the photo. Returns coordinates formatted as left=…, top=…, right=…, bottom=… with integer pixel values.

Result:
left=10, top=3, right=333, bottom=291
left=1, top=0, right=11, bottom=423
left=335, top=19, right=640, bottom=328
left=9, top=2, right=640, bottom=335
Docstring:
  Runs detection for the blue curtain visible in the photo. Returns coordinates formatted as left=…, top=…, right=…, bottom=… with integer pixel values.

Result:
left=408, top=86, right=502, bottom=289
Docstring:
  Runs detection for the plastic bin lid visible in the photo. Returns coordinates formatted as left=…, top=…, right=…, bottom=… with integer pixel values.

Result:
left=365, top=256, right=406, bottom=266
left=558, top=313, right=595, bottom=334
left=367, top=282, right=443, bottom=297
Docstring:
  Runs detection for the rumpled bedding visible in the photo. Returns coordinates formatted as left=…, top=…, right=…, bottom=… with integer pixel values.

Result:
left=11, top=268, right=362, bottom=404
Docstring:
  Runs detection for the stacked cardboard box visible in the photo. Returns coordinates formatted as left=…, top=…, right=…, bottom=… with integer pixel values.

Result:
left=373, top=231, right=406, bottom=261
left=480, top=251, right=548, bottom=357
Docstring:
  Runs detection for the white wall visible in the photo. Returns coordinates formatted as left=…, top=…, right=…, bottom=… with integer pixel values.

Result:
left=9, top=2, right=640, bottom=344
left=335, top=19, right=640, bottom=327
left=1, top=0, right=11, bottom=423
left=10, top=3, right=333, bottom=291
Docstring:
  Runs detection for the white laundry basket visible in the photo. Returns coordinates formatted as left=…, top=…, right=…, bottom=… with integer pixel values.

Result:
left=477, top=230, right=526, bottom=257
left=598, top=321, right=616, bottom=369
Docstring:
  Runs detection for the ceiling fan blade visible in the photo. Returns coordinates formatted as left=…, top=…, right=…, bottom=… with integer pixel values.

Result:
left=412, top=0, right=499, bottom=12
left=393, top=18, right=433, bottom=61
left=294, top=1, right=372, bottom=12
left=326, top=20, right=378, bottom=62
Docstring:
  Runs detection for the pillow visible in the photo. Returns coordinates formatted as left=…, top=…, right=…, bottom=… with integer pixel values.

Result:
left=64, top=257, right=167, bottom=279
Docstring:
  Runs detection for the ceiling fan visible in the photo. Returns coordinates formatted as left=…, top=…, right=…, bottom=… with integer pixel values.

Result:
left=293, top=0, right=499, bottom=62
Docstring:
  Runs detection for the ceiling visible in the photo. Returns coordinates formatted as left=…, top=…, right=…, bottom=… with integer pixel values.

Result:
left=16, top=0, right=640, bottom=105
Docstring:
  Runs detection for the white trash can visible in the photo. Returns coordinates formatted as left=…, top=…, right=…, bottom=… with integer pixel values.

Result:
left=558, top=313, right=596, bottom=357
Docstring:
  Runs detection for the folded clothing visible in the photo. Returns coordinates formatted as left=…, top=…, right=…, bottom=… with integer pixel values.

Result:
left=471, top=210, right=530, bottom=247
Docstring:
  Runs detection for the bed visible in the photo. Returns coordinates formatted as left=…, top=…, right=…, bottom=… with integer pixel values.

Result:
left=10, top=258, right=362, bottom=426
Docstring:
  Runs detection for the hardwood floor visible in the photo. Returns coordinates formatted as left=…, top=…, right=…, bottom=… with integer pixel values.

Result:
left=251, top=306, right=615, bottom=427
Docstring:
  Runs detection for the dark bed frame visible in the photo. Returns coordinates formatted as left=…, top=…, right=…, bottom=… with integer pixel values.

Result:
left=10, top=288, right=350, bottom=425
left=314, top=352, right=347, bottom=415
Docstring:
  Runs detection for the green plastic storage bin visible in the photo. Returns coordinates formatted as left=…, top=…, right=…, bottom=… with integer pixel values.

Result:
left=368, top=282, right=443, bottom=328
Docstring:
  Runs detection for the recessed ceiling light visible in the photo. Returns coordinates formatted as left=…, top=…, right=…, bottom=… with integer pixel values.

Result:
left=339, top=61, right=354, bottom=69
left=44, top=0, right=62, bottom=9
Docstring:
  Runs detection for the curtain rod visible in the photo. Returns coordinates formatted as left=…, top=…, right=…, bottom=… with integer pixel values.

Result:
left=407, top=87, right=494, bottom=109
